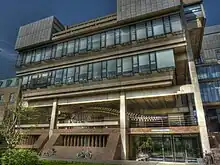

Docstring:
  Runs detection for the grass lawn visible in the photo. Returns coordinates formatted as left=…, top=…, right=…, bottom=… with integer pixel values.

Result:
left=40, top=160, right=116, bottom=165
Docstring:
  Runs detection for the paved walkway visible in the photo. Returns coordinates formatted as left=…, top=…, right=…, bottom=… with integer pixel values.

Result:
left=41, top=158, right=202, bottom=165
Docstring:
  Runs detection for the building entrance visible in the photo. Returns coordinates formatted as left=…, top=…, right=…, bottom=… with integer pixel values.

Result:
left=130, top=134, right=202, bottom=162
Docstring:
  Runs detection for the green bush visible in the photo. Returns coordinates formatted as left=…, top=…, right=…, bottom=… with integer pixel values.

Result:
left=1, top=149, right=40, bottom=165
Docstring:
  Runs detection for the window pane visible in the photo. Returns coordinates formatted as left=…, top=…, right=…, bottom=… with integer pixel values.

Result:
left=88, top=64, right=93, bottom=80
left=44, top=47, right=52, bottom=60
left=25, top=52, right=32, bottom=64
left=56, top=43, right=63, bottom=58
left=35, top=49, right=41, bottom=62
left=92, top=34, right=101, bottom=50
left=153, top=18, right=164, bottom=36
left=93, top=62, right=102, bottom=80
left=120, top=27, right=130, bottom=43
left=147, top=21, right=153, bottom=37
left=22, top=76, right=28, bottom=85
left=136, top=23, right=147, bottom=40
left=156, top=49, right=175, bottom=69
left=51, top=45, right=56, bottom=58
left=164, top=16, right=171, bottom=33
left=102, top=61, right=107, bottom=78
left=150, top=52, right=157, bottom=71
left=67, top=67, right=75, bottom=84
left=63, top=42, right=68, bottom=56
left=79, top=65, right=88, bottom=81
left=139, top=54, right=150, bottom=73
left=75, top=66, right=79, bottom=82
left=122, top=57, right=132, bottom=74
left=87, top=36, right=92, bottom=50
left=101, top=33, right=106, bottom=48
left=130, top=25, right=136, bottom=41
left=106, top=30, right=115, bottom=47
left=67, top=40, right=75, bottom=54
left=75, top=39, right=79, bottom=53
left=107, top=59, right=117, bottom=78
left=55, top=69, right=63, bottom=84
left=133, top=56, right=138, bottom=73
left=62, top=69, right=67, bottom=84
left=79, top=38, right=87, bottom=52
left=117, top=59, right=122, bottom=75
left=31, top=51, right=36, bottom=62
left=170, top=14, right=182, bottom=32
left=115, top=29, right=120, bottom=44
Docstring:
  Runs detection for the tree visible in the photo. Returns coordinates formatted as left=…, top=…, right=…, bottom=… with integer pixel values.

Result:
left=0, top=101, right=36, bottom=149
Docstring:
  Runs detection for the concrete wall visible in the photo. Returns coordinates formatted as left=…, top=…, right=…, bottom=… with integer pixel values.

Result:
left=117, top=0, right=180, bottom=21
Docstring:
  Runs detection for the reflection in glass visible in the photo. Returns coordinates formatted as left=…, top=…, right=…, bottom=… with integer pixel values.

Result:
left=156, top=50, right=175, bottom=69
left=153, top=19, right=164, bottom=36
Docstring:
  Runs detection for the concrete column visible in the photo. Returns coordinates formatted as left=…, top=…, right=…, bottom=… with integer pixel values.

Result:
left=49, top=99, right=58, bottom=138
left=120, top=92, right=129, bottom=160
left=188, top=61, right=211, bottom=153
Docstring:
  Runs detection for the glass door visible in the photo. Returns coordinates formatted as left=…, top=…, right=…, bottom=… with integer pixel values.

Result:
left=163, top=135, right=174, bottom=161
left=151, top=135, right=163, bottom=161
left=173, top=135, right=185, bottom=162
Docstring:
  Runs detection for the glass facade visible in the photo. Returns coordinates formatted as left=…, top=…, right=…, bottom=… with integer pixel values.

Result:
left=197, top=65, right=220, bottom=80
left=21, top=49, right=175, bottom=90
left=200, top=81, right=220, bottom=103
left=17, top=14, right=182, bottom=67
left=130, top=134, right=201, bottom=162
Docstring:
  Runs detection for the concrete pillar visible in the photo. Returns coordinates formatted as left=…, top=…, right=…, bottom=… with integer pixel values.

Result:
left=120, top=92, right=129, bottom=160
left=188, top=61, right=211, bottom=153
left=49, top=99, right=58, bottom=138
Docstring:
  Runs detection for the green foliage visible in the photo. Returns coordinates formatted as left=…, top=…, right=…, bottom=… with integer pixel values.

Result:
left=1, top=149, right=40, bottom=165
left=136, top=135, right=153, bottom=153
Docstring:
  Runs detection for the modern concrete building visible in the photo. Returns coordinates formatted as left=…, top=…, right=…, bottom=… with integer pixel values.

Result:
left=14, top=0, right=209, bottom=162
left=196, top=25, right=220, bottom=149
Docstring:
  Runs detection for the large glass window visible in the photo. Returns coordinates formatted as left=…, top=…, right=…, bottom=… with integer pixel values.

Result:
left=106, top=30, right=115, bottom=47
left=35, top=49, right=41, bottom=62
left=122, top=57, right=132, bottom=75
left=79, top=65, right=88, bottom=82
left=79, top=38, right=87, bottom=52
left=153, top=18, right=164, bottom=36
left=136, top=23, right=147, bottom=40
left=22, top=76, right=28, bottom=85
left=120, top=27, right=130, bottom=43
left=139, top=54, right=150, bottom=73
left=117, top=59, right=122, bottom=75
left=92, top=34, right=101, bottom=50
left=170, top=14, right=182, bottom=32
left=133, top=56, right=138, bottom=73
left=93, top=62, right=102, bottom=80
left=156, top=49, right=175, bottom=69
left=67, top=40, right=75, bottom=55
left=63, top=42, right=68, bottom=55
left=55, top=69, right=63, bottom=84
left=66, top=67, right=75, bottom=84
left=56, top=43, right=63, bottom=58
left=51, top=45, right=56, bottom=58
left=44, top=47, right=52, bottom=60
left=31, top=51, right=36, bottom=62
left=107, top=59, right=117, bottom=78
left=150, top=52, right=157, bottom=71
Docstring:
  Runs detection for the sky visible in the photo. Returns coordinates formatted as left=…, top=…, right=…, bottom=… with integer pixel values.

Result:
left=0, top=0, right=219, bottom=80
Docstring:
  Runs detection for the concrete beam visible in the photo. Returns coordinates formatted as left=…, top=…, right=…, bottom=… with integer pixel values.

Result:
left=126, top=84, right=193, bottom=100
left=49, top=99, right=58, bottom=138
left=120, top=92, right=128, bottom=160
left=57, top=121, right=119, bottom=128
